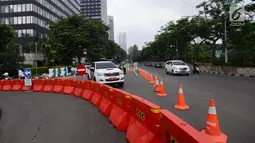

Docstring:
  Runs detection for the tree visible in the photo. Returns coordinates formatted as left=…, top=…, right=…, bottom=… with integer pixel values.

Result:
left=0, top=24, right=24, bottom=76
left=128, top=45, right=141, bottom=62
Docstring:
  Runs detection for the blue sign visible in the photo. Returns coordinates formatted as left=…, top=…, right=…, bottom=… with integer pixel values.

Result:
left=24, top=68, right=31, bottom=78
left=57, top=68, right=61, bottom=77
left=215, top=50, right=223, bottom=59
left=64, top=67, right=67, bottom=76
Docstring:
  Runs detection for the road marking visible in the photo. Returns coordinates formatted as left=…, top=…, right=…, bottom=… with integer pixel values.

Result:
left=134, top=69, right=138, bottom=76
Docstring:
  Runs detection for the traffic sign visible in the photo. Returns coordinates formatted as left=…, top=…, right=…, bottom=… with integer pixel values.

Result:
left=24, top=68, right=31, bottom=78
left=24, top=78, right=32, bottom=86
left=77, top=64, right=86, bottom=76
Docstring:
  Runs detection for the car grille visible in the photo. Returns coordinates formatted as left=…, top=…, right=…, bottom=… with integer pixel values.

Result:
left=104, top=72, right=119, bottom=76
left=106, top=78, right=119, bottom=81
left=180, top=68, right=187, bottom=71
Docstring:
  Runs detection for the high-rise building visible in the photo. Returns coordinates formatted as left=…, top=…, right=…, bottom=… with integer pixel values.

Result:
left=108, top=15, right=114, bottom=41
left=118, top=32, right=127, bottom=52
left=80, top=0, right=107, bottom=24
left=0, top=0, right=80, bottom=65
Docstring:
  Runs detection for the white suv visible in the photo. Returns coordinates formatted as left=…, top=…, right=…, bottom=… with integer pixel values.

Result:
left=88, top=61, right=125, bottom=87
left=165, top=60, right=190, bottom=76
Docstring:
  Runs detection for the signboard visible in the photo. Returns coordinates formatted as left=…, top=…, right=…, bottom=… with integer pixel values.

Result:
left=24, top=68, right=31, bottom=78
left=24, top=78, right=32, bottom=86
left=215, top=50, right=223, bottom=59
left=229, top=4, right=245, bottom=26
left=83, top=48, right=87, bottom=55
left=77, top=64, right=86, bottom=76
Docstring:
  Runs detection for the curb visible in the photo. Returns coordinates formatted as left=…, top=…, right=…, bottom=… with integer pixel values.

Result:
left=202, top=71, right=255, bottom=78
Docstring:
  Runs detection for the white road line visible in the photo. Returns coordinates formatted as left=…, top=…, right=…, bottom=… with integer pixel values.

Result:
left=134, top=69, right=138, bottom=76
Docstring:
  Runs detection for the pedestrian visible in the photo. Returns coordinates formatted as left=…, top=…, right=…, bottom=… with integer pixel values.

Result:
left=18, top=70, right=25, bottom=79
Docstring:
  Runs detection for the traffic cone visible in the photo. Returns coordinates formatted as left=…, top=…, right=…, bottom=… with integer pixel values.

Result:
left=149, top=74, right=154, bottom=84
left=174, top=84, right=189, bottom=110
left=154, top=77, right=160, bottom=92
left=201, top=99, right=227, bottom=143
left=73, top=74, right=77, bottom=81
left=157, top=81, right=167, bottom=96
left=153, top=76, right=158, bottom=87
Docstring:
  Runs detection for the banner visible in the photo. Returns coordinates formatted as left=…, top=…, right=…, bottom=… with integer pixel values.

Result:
left=215, top=50, right=223, bottom=59
left=48, top=67, right=68, bottom=78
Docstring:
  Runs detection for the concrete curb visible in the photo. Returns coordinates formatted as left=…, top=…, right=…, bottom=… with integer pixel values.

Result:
left=202, top=70, right=255, bottom=78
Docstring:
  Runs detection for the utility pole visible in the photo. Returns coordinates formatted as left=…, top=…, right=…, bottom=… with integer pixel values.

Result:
left=35, top=42, right=38, bottom=76
left=176, top=39, right=178, bottom=60
left=224, top=14, right=228, bottom=64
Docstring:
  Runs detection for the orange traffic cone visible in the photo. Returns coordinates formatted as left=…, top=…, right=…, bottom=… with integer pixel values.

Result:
left=154, top=77, right=160, bottom=92
left=153, top=76, right=158, bottom=87
left=174, top=84, right=189, bottom=110
left=73, top=74, right=77, bottom=81
left=157, top=81, right=167, bottom=96
left=149, top=74, right=154, bottom=84
left=201, top=99, right=227, bottom=143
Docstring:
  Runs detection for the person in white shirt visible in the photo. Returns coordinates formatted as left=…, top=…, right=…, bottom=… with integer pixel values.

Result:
left=18, top=70, right=25, bottom=79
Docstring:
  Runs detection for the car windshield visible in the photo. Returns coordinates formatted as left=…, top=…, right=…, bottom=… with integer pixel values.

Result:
left=96, top=62, right=116, bottom=69
left=173, top=62, right=186, bottom=65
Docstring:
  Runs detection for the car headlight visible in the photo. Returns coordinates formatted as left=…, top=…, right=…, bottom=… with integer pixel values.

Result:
left=97, top=73, right=103, bottom=76
left=119, top=71, right=124, bottom=75
left=174, top=67, right=179, bottom=70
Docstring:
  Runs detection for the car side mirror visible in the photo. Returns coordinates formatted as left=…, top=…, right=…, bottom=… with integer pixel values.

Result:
left=90, top=67, right=94, bottom=71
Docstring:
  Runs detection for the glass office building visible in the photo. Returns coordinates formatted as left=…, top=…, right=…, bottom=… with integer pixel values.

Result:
left=80, top=0, right=107, bottom=24
left=0, top=0, right=80, bottom=50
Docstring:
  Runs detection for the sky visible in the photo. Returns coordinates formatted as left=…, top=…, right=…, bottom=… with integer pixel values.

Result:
left=108, top=0, right=204, bottom=49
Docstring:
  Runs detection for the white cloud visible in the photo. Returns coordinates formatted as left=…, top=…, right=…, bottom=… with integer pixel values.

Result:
left=108, top=0, right=204, bottom=49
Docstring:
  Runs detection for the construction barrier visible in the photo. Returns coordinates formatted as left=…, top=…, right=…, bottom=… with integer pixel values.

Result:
left=160, top=109, right=214, bottom=143
left=53, top=79, right=64, bottom=93
left=74, top=80, right=84, bottom=97
left=109, top=89, right=132, bottom=131
left=33, top=79, right=45, bottom=92
left=12, top=80, right=23, bottom=91
left=126, top=95, right=161, bottom=143
left=0, top=80, right=3, bottom=90
left=0, top=78, right=221, bottom=143
left=91, top=82, right=103, bottom=107
left=44, top=79, right=55, bottom=92
left=99, top=84, right=114, bottom=116
left=81, top=80, right=93, bottom=101
left=2, top=80, right=13, bottom=91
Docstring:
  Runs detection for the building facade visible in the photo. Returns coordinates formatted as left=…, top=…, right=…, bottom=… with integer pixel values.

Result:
left=80, top=0, right=107, bottom=24
left=118, top=32, right=127, bottom=52
left=0, top=0, right=80, bottom=65
left=107, top=15, right=114, bottom=41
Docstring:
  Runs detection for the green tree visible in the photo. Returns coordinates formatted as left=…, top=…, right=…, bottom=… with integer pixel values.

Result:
left=0, top=23, right=24, bottom=76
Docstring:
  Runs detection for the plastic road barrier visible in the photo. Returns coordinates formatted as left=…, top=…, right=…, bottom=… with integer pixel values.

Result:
left=74, top=80, right=84, bottom=97
left=44, top=79, right=55, bottom=92
left=99, top=84, right=114, bottom=116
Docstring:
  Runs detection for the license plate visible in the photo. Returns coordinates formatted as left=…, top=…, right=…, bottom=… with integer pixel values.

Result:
left=108, top=78, right=116, bottom=81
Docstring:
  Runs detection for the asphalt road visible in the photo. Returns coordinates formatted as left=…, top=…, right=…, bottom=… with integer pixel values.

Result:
left=123, top=66, right=255, bottom=143
left=0, top=92, right=126, bottom=143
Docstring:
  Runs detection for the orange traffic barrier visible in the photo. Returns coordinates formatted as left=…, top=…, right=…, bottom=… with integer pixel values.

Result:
left=63, top=79, right=75, bottom=95
left=0, top=80, right=3, bottom=90
left=91, top=82, right=103, bottom=107
left=126, top=95, right=161, bottom=143
left=157, top=81, right=167, bottom=96
left=174, top=84, right=189, bottom=110
left=74, top=80, right=84, bottom=97
left=2, top=80, right=14, bottom=91
left=201, top=99, right=227, bottom=143
left=160, top=109, right=214, bottom=143
left=33, top=79, right=45, bottom=92
left=109, top=89, right=132, bottom=131
left=43, top=79, right=55, bottom=92
left=12, top=80, right=23, bottom=91
left=149, top=74, right=154, bottom=84
left=53, top=79, right=64, bottom=93
left=81, top=80, right=93, bottom=101
left=99, top=84, right=114, bottom=116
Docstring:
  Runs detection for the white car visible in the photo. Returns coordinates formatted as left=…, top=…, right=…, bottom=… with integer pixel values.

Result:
left=88, top=61, right=125, bottom=87
left=165, top=60, right=190, bottom=76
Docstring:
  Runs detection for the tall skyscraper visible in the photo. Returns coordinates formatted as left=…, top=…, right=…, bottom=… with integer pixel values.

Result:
left=108, top=16, right=114, bottom=41
left=80, top=0, right=108, bottom=24
left=118, top=32, right=127, bottom=52
left=0, top=0, right=80, bottom=65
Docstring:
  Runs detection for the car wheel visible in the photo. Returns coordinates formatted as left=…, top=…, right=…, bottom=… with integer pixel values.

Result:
left=165, top=69, right=169, bottom=74
left=93, top=77, right=96, bottom=81
left=118, top=82, right=124, bottom=88
left=171, top=70, right=175, bottom=76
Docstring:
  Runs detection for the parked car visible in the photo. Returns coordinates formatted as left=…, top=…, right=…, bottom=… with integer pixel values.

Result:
left=165, top=60, right=190, bottom=76
left=154, top=62, right=163, bottom=68
left=87, top=61, right=125, bottom=87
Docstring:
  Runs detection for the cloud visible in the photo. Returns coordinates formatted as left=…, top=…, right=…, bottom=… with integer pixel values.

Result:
left=108, top=0, right=204, bottom=49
